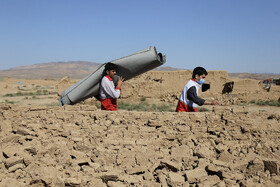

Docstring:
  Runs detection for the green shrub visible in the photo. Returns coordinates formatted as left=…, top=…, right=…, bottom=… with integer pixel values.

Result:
left=16, top=92, right=24, bottom=96
left=251, top=100, right=280, bottom=107
left=3, top=93, right=14, bottom=97
left=257, top=100, right=265, bottom=106
left=118, top=102, right=149, bottom=111
left=141, top=97, right=146, bottom=102
left=249, top=100, right=256, bottom=104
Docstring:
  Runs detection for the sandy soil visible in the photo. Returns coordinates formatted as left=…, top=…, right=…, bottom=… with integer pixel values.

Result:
left=0, top=71, right=280, bottom=186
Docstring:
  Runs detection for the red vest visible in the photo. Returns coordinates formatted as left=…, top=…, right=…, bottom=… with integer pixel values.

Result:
left=176, top=100, right=197, bottom=112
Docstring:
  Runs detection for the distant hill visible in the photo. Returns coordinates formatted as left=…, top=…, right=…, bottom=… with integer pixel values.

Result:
left=229, top=73, right=280, bottom=80
left=0, top=61, right=102, bottom=79
left=0, top=62, right=180, bottom=79
left=0, top=61, right=278, bottom=80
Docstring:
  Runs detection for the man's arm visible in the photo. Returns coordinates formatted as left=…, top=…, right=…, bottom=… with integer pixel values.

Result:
left=187, top=86, right=205, bottom=106
left=204, top=100, right=221, bottom=105
left=187, top=86, right=221, bottom=106
left=101, top=78, right=121, bottom=99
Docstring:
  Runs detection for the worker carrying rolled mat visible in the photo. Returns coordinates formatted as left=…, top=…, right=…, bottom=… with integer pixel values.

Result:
left=58, top=46, right=166, bottom=106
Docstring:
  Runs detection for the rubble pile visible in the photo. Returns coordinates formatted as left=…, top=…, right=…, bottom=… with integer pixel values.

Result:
left=0, top=104, right=279, bottom=186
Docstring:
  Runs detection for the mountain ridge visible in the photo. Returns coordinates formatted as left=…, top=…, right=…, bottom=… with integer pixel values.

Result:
left=0, top=61, right=279, bottom=80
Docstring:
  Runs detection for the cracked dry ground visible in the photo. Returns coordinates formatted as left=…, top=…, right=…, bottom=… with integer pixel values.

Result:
left=0, top=104, right=280, bottom=187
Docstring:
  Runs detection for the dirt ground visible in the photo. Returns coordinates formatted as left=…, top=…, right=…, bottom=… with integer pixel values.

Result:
left=0, top=71, right=280, bottom=186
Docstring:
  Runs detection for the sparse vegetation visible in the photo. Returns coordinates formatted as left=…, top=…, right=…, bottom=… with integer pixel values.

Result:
left=3, top=91, right=57, bottom=97
left=198, top=107, right=210, bottom=112
left=4, top=93, right=14, bottom=97
left=151, top=103, right=174, bottom=112
left=95, top=101, right=212, bottom=112
left=117, top=101, right=175, bottom=112
left=141, top=97, right=146, bottom=102
left=249, top=100, right=256, bottom=104
left=95, top=102, right=101, bottom=108
left=5, top=100, right=15, bottom=104
left=95, top=101, right=175, bottom=112
left=250, top=100, right=280, bottom=107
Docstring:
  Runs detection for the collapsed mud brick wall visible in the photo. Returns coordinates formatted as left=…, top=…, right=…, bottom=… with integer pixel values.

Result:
left=1, top=104, right=279, bottom=186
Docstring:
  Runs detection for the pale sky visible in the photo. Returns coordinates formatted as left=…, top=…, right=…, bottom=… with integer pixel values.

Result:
left=0, top=0, right=279, bottom=73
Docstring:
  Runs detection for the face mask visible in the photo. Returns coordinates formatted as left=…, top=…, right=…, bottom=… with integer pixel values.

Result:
left=197, top=79, right=205, bottom=85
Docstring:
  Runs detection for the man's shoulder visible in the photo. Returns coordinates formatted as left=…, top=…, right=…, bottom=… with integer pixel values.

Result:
left=101, top=76, right=111, bottom=84
left=185, top=80, right=195, bottom=87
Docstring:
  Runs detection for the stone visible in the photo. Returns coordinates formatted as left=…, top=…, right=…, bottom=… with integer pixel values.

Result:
left=200, top=175, right=221, bottom=186
left=167, top=172, right=185, bottom=184
left=157, top=172, right=168, bottom=187
left=247, top=159, right=264, bottom=175
left=107, top=181, right=126, bottom=187
left=206, top=164, right=222, bottom=173
left=125, top=167, right=146, bottom=175
left=87, top=178, right=107, bottom=187
left=215, top=144, right=228, bottom=153
left=193, top=144, right=216, bottom=159
left=0, top=178, right=24, bottom=187
left=218, top=151, right=235, bottom=163
left=185, top=168, right=208, bottom=183
left=215, top=181, right=226, bottom=187
left=271, top=175, right=280, bottom=185
left=263, top=160, right=279, bottom=175
left=64, top=178, right=82, bottom=186
left=149, top=159, right=181, bottom=172
left=224, top=179, right=238, bottom=186
left=135, top=152, right=150, bottom=166
left=197, top=158, right=211, bottom=169
left=218, top=170, right=244, bottom=180
left=2, top=145, right=21, bottom=158
left=23, top=154, right=33, bottom=167
left=171, top=145, right=193, bottom=159
left=160, top=159, right=181, bottom=172
left=146, top=120, right=162, bottom=128
left=8, top=163, right=25, bottom=173
left=98, top=172, right=121, bottom=184
left=13, top=127, right=35, bottom=136
left=212, top=159, right=228, bottom=167
left=143, top=171, right=154, bottom=181
left=5, top=156, right=23, bottom=168
left=121, top=175, right=142, bottom=185
left=24, top=146, right=37, bottom=156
